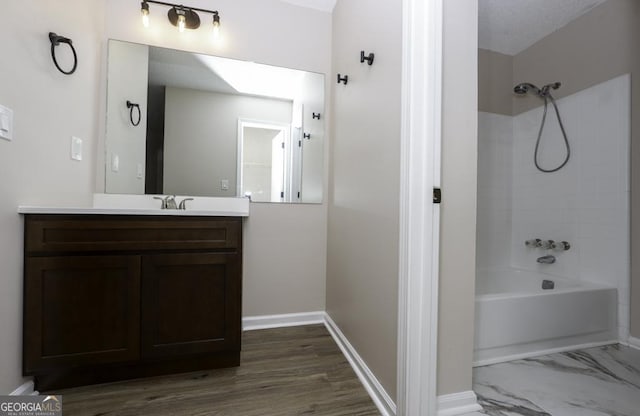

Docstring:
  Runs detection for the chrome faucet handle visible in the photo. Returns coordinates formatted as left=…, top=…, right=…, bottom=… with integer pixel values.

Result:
left=552, top=241, right=571, bottom=251
left=164, top=195, right=178, bottom=210
left=178, top=198, right=194, bottom=210
left=525, top=238, right=541, bottom=248
left=541, top=240, right=554, bottom=250
left=153, top=196, right=167, bottom=209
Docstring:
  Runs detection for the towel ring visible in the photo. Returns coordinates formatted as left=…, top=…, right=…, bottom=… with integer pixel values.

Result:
left=49, top=32, right=77, bottom=75
left=126, top=101, right=141, bottom=127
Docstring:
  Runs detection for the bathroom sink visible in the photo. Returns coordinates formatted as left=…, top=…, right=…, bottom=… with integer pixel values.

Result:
left=17, top=194, right=250, bottom=217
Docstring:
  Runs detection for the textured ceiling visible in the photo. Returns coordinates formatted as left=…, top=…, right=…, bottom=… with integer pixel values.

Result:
left=478, top=0, right=608, bottom=55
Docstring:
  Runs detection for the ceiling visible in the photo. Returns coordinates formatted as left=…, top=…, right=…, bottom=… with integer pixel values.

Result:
left=478, top=0, right=608, bottom=55
left=278, top=0, right=336, bottom=12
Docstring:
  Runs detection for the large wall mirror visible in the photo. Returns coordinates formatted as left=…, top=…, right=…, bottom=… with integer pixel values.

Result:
left=104, top=40, right=325, bottom=204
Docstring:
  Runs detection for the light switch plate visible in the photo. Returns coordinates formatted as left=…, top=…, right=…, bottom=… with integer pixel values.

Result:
left=221, top=179, right=229, bottom=191
left=0, top=104, right=14, bottom=141
left=71, top=136, right=82, bottom=161
left=111, top=154, right=119, bottom=172
left=137, top=163, right=143, bottom=179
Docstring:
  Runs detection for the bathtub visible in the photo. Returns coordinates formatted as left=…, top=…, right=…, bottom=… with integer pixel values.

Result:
left=474, top=268, right=617, bottom=366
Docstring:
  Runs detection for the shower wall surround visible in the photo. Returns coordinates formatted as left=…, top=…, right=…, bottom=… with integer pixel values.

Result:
left=477, top=112, right=513, bottom=271
left=477, top=74, right=631, bottom=339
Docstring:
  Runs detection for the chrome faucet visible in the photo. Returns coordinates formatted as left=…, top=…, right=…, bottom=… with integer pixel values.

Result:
left=153, top=195, right=178, bottom=209
left=537, top=255, right=556, bottom=264
left=178, top=198, right=194, bottom=210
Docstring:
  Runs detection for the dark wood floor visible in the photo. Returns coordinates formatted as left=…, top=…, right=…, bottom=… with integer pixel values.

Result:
left=51, top=325, right=381, bottom=416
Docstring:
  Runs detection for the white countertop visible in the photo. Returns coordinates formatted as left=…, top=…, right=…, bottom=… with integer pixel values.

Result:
left=18, top=194, right=251, bottom=217
left=17, top=206, right=249, bottom=217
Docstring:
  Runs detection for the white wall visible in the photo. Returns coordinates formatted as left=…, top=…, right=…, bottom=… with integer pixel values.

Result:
left=163, top=87, right=292, bottom=197
left=104, top=41, right=148, bottom=194
left=437, top=0, right=479, bottom=396
left=0, top=0, right=106, bottom=394
left=104, top=0, right=331, bottom=319
left=476, top=112, right=513, bottom=271
left=477, top=75, right=631, bottom=340
left=510, top=75, right=631, bottom=339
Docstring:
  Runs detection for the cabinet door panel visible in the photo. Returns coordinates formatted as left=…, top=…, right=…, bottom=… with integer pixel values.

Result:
left=24, top=256, right=140, bottom=374
left=141, top=253, right=241, bottom=358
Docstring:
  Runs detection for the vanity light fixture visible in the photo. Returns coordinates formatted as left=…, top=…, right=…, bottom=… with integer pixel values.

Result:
left=141, top=1, right=150, bottom=27
left=140, top=0, right=221, bottom=38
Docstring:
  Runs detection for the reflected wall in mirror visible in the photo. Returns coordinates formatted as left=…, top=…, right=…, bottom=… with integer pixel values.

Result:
left=104, top=40, right=325, bottom=203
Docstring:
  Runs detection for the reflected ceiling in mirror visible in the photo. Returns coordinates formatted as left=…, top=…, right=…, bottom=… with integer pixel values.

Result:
left=104, top=40, right=325, bottom=204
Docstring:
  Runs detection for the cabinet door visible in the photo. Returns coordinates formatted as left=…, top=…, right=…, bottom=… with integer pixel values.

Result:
left=24, top=256, right=141, bottom=374
left=141, top=253, right=241, bottom=359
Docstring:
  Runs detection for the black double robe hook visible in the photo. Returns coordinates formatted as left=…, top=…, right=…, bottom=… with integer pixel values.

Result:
left=126, top=101, right=142, bottom=127
left=49, top=32, right=77, bottom=75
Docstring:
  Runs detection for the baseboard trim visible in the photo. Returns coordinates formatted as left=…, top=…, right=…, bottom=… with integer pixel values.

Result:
left=622, top=336, right=640, bottom=350
left=437, top=391, right=483, bottom=416
left=10, top=381, right=37, bottom=396
left=473, top=339, right=619, bottom=367
left=323, top=313, right=396, bottom=416
left=242, top=311, right=325, bottom=331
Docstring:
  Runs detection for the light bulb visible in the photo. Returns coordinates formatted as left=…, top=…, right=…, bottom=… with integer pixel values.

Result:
left=212, top=14, right=221, bottom=41
left=141, top=2, right=150, bottom=28
left=178, top=14, right=186, bottom=33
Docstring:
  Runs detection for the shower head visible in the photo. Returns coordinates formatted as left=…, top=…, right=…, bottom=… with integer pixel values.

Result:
left=514, top=82, right=562, bottom=97
left=514, top=82, right=540, bottom=95
left=540, top=82, right=561, bottom=97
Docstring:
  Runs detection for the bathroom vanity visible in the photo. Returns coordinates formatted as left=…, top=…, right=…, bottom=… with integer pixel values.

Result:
left=20, top=208, right=245, bottom=390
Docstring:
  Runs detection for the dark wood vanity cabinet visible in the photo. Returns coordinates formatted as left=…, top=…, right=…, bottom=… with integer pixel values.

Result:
left=23, top=215, right=242, bottom=390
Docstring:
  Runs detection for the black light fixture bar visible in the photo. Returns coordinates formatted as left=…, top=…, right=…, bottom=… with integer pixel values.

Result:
left=143, top=0, right=218, bottom=18
left=140, top=0, right=220, bottom=35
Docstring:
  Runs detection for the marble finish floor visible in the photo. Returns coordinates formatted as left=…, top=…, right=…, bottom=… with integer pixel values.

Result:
left=473, top=344, right=640, bottom=416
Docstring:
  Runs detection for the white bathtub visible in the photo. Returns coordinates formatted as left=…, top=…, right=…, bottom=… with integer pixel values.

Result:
left=474, top=268, right=618, bottom=366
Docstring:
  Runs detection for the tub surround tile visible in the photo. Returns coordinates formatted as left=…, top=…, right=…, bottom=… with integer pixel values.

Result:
left=474, top=344, right=640, bottom=416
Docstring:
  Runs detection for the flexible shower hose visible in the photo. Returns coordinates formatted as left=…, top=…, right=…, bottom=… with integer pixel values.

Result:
left=534, top=94, right=570, bottom=173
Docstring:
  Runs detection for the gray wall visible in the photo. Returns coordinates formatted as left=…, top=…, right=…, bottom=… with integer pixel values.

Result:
left=438, top=0, right=479, bottom=396
left=479, top=0, right=640, bottom=339
left=478, top=48, right=513, bottom=116
left=104, top=41, right=148, bottom=194
left=104, top=0, right=331, bottom=323
left=0, top=0, right=331, bottom=393
left=163, top=87, right=292, bottom=197
left=327, top=0, right=402, bottom=400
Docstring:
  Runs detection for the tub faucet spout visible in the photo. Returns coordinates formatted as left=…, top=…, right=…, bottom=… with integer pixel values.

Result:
left=537, top=255, right=556, bottom=264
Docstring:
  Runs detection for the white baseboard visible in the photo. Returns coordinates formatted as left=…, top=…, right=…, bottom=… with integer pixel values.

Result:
left=10, top=380, right=38, bottom=396
left=474, top=339, right=618, bottom=367
left=323, top=313, right=396, bottom=416
left=437, top=391, right=483, bottom=416
left=622, top=336, right=640, bottom=350
left=242, top=311, right=325, bottom=331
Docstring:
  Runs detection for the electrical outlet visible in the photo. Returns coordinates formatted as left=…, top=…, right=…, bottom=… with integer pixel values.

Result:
left=0, top=104, right=14, bottom=141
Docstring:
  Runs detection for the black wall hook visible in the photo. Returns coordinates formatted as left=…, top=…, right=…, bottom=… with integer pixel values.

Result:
left=49, top=32, right=78, bottom=75
left=312, top=112, right=321, bottom=120
left=360, top=50, right=375, bottom=65
left=126, top=100, right=142, bottom=127
left=337, top=74, right=348, bottom=85
left=303, top=133, right=311, bottom=140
